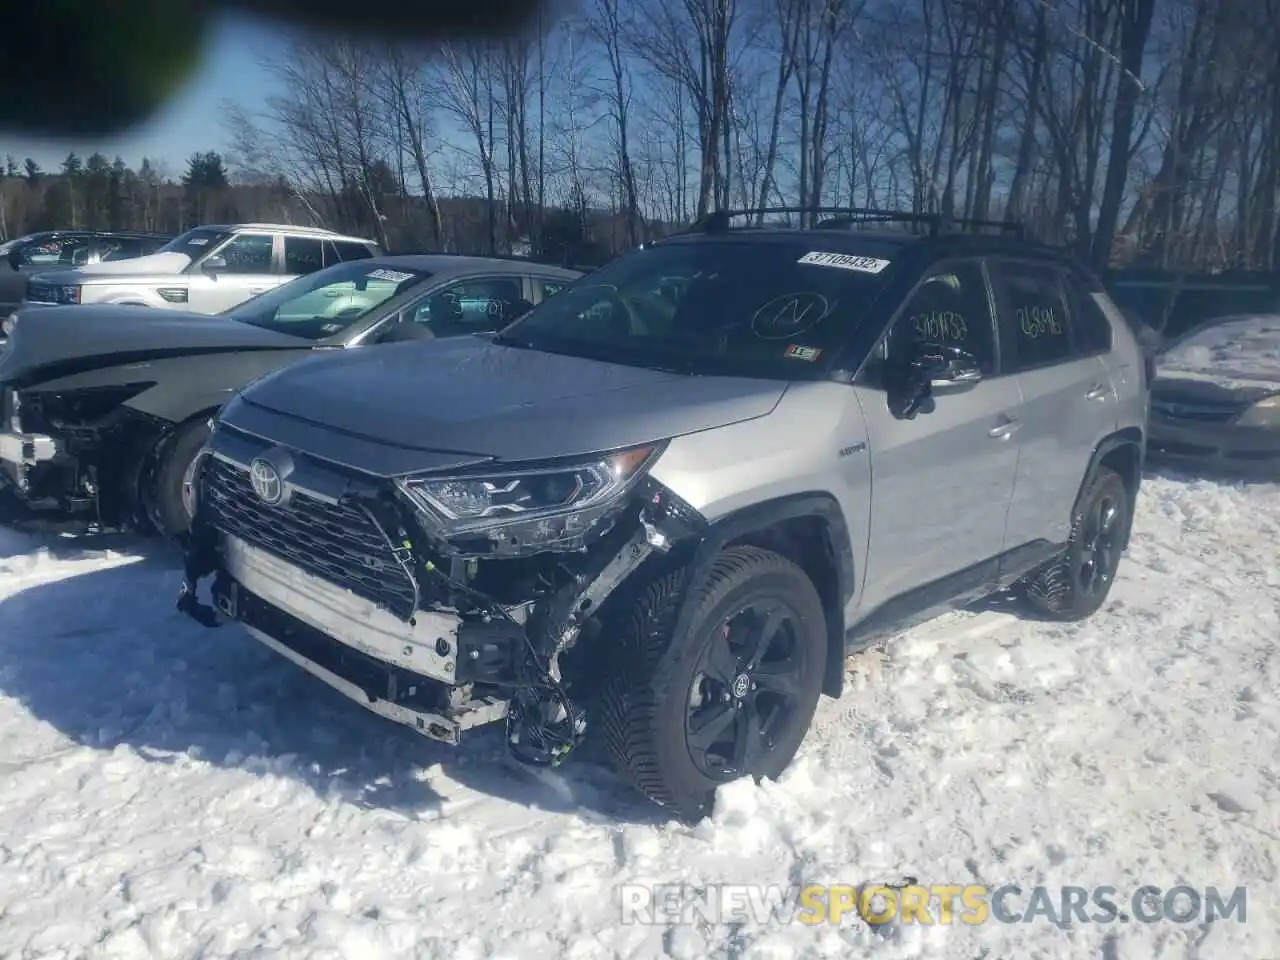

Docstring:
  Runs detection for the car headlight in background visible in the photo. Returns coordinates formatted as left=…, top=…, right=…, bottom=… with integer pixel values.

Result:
left=397, top=443, right=665, bottom=546
left=3, top=387, right=21, bottom=431
left=26, top=283, right=81, bottom=305
left=1236, top=395, right=1280, bottom=428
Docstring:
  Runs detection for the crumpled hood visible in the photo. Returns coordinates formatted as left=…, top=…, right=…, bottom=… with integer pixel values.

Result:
left=230, top=336, right=789, bottom=475
left=0, top=304, right=305, bottom=380
left=1158, top=314, right=1280, bottom=396
left=31, top=251, right=193, bottom=285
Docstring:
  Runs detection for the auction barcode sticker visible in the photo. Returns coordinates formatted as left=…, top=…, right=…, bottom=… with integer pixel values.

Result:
left=797, top=251, right=892, bottom=273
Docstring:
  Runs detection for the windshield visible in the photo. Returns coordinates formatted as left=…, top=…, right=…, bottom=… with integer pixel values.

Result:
left=225, top=260, right=432, bottom=339
left=0, top=237, right=26, bottom=256
left=496, top=240, right=895, bottom=378
left=159, top=227, right=232, bottom=261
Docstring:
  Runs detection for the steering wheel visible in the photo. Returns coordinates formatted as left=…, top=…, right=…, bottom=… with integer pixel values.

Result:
left=579, top=286, right=640, bottom=339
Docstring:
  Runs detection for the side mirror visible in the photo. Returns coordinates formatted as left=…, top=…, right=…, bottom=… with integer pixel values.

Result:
left=7, top=245, right=22, bottom=271
left=201, top=254, right=227, bottom=276
left=886, top=342, right=982, bottom=420
left=912, top=342, right=983, bottom=393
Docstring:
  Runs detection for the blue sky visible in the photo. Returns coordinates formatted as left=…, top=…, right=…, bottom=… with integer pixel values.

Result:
left=4, top=12, right=292, bottom=174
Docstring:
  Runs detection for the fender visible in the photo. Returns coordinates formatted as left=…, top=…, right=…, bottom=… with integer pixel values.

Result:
left=665, top=491, right=855, bottom=700
left=1074, top=428, right=1145, bottom=547
left=119, top=348, right=311, bottom=424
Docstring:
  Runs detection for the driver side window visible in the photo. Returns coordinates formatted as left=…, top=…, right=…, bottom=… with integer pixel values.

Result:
left=211, top=233, right=275, bottom=274
left=864, top=261, right=996, bottom=385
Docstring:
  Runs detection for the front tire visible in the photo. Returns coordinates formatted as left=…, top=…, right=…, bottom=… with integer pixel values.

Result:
left=151, top=418, right=211, bottom=540
left=598, top=546, right=827, bottom=821
left=1019, top=466, right=1130, bottom=621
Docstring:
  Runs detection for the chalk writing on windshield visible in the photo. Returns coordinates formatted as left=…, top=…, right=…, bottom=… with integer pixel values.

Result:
left=751, top=292, right=832, bottom=340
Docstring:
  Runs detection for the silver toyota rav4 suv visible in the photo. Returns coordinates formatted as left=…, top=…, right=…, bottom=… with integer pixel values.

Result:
left=177, top=208, right=1150, bottom=819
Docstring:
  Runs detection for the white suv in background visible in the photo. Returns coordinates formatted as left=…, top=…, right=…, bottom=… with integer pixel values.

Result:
left=19, top=223, right=381, bottom=314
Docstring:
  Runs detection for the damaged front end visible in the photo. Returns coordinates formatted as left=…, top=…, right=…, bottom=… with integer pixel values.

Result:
left=0, top=380, right=165, bottom=531
left=178, top=420, right=706, bottom=766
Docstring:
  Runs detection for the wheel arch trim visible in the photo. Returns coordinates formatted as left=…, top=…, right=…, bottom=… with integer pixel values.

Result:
left=667, top=491, right=855, bottom=700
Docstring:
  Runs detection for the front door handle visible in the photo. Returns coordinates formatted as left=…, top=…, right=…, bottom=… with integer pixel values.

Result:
left=989, top=416, right=1019, bottom=440
left=1085, top=383, right=1110, bottom=402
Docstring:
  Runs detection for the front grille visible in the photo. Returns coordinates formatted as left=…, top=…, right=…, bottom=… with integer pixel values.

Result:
left=1149, top=398, right=1243, bottom=423
left=202, top=455, right=417, bottom=619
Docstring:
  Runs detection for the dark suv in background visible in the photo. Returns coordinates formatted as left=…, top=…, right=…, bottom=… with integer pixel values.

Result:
left=1, top=230, right=171, bottom=321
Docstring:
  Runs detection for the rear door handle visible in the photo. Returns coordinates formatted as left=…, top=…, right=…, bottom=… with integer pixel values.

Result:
left=1085, top=383, right=1110, bottom=402
left=989, top=416, right=1019, bottom=440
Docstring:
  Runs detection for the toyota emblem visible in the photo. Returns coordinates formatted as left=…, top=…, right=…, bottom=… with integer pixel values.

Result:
left=249, top=457, right=284, bottom=505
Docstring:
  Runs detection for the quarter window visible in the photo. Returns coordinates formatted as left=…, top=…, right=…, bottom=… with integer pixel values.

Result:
left=1064, top=277, right=1113, bottom=354
left=331, top=241, right=374, bottom=262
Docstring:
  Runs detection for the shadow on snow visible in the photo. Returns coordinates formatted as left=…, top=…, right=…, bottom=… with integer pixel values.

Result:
left=0, top=527, right=663, bottom=826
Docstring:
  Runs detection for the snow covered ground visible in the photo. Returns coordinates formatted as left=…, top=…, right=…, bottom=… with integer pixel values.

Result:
left=1, top=471, right=1278, bottom=960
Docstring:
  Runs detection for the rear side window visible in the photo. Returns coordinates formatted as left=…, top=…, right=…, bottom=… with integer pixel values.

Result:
left=988, top=260, right=1073, bottom=370
left=98, top=238, right=147, bottom=262
left=285, top=236, right=325, bottom=274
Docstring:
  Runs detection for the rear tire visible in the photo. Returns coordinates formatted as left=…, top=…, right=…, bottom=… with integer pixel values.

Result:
left=151, top=418, right=211, bottom=541
left=1019, top=466, right=1130, bottom=621
left=598, top=546, right=827, bottom=821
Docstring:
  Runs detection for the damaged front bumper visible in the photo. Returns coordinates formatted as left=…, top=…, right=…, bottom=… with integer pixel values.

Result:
left=210, top=532, right=508, bottom=744
left=179, top=429, right=706, bottom=762
left=0, top=426, right=83, bottom=528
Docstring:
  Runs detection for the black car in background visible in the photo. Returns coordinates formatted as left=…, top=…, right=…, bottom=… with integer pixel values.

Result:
left=1, top=230, right=172, bottom=321
left=0, top=253, right=580, bottom=540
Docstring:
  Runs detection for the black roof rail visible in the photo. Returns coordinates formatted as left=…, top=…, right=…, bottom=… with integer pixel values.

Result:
left=381, top=250, right=593, bottom=270
left=682, top=206, right=1024, bottom=239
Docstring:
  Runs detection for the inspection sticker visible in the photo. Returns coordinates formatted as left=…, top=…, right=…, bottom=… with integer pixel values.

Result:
left=797, top=251, right=891, bottom=273
left=784, top=344, right=823, bottom=361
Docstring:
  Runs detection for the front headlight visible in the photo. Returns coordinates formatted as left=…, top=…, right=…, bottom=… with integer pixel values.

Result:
left=26, top=283, right=81, bottom=305
left=397, top=443, right=665, bottom=544
left=1237, top=395, right=1280, bottom=428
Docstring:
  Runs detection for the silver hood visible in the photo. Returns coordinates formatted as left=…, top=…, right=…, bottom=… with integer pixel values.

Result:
left=225, top=336, right=789, bottom=477
left=0, top=304, right=305, bottom=379
left=29, top=251, right=193, bottom=285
